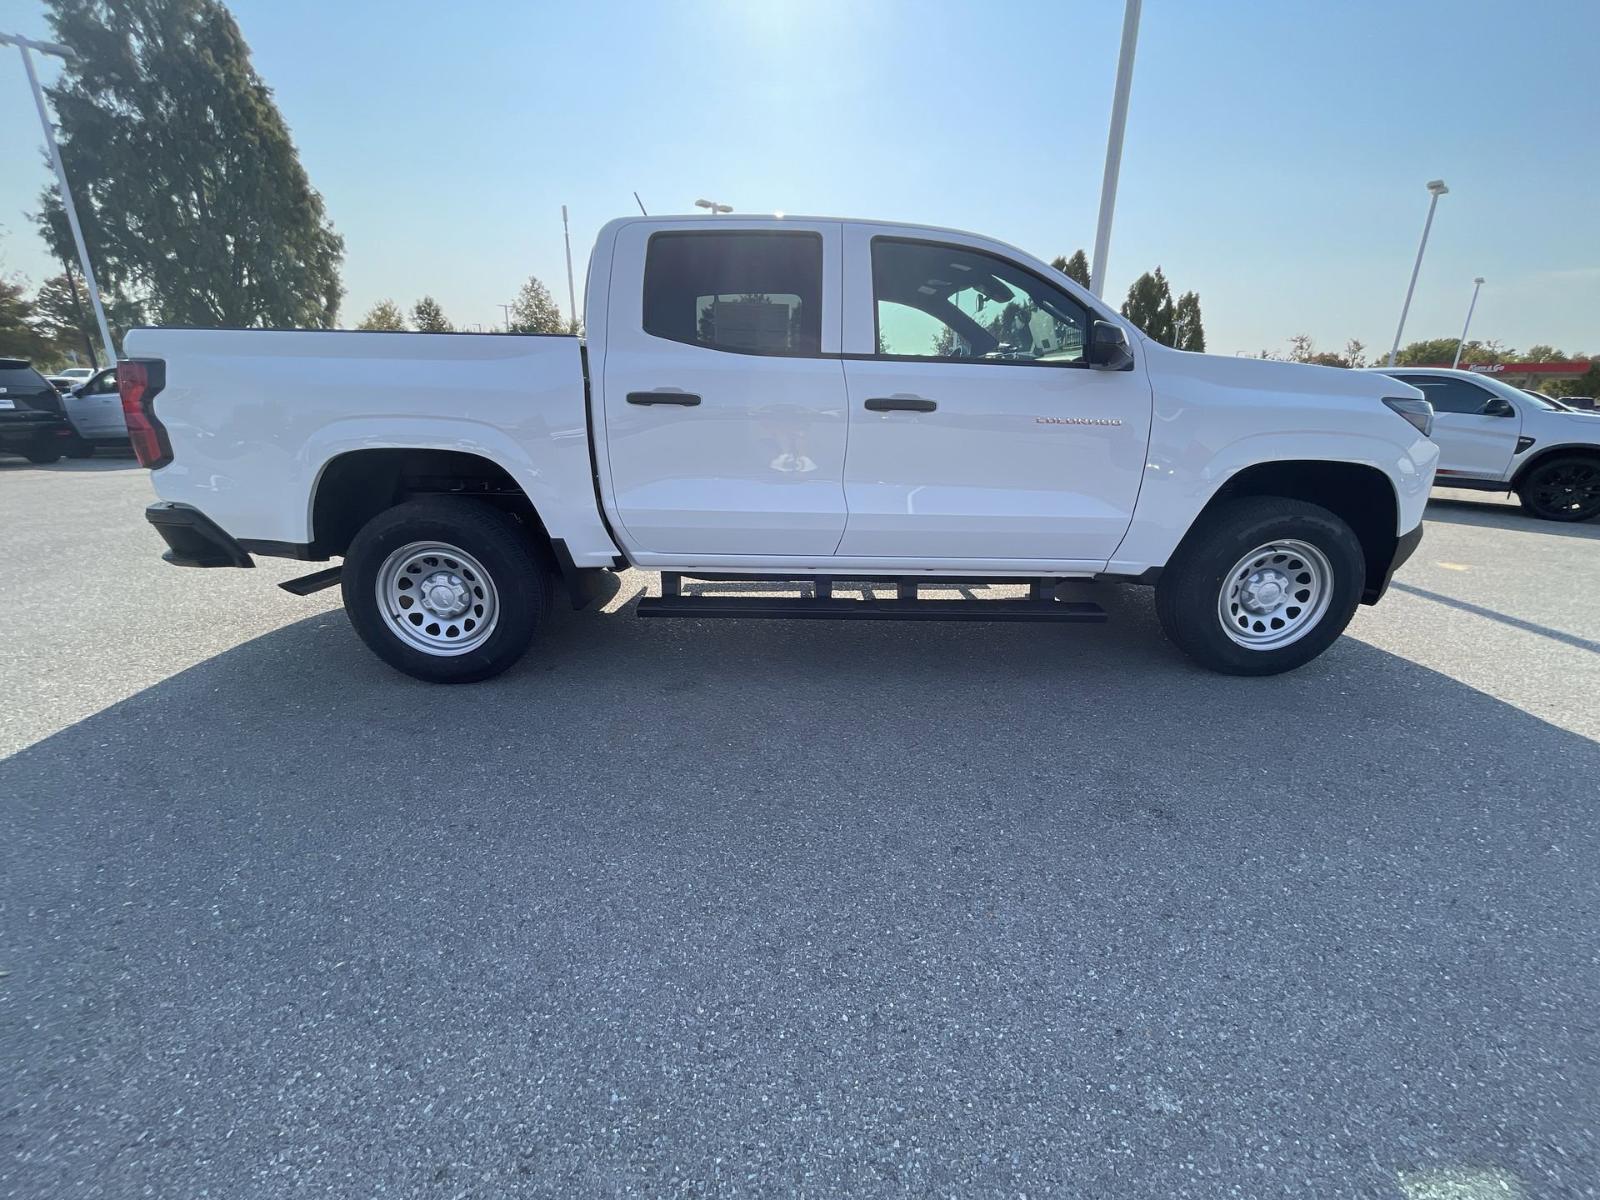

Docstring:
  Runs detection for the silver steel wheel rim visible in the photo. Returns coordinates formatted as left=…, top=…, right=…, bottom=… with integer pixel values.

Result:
left=375, top=541, right=499, bottom=657
left=1217, top=539, right=1333, bottom=650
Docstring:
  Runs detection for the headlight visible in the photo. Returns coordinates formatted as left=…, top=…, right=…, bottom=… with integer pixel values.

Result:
left=1383, top=396, right=1434, bottom=438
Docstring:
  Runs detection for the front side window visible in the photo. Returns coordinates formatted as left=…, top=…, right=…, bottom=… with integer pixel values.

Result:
left=643, top=231, right=822, bottom=355
left=1395, top=375, right=1497, bottom=415
left=872, top=239, right=1089, bottom=364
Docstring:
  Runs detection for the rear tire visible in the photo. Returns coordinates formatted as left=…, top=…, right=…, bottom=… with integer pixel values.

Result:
left=341, top=497, right=552, bottom=683
left=24, top=447, right=61, bottom=465
left=64, top=438, right=96, bottom=460
left=1155, top=497, right=1366, bottom=676
left=1516, top=455, right=1600, bottom=522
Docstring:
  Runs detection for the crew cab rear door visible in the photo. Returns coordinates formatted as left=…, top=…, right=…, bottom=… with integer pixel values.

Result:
left=836, top=226, right=1151, bottom=564
left=598, top=220, right=847, bottom=558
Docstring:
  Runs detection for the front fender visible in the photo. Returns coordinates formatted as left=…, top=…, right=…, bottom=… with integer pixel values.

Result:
left=1106, top=428, right=1438, bottom=575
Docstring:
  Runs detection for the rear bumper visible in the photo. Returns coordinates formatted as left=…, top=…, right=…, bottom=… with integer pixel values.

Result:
left=0, top=415, right=78, bottom=451
left=1365, top=522, right=1423, bottom=604
left=145, top=502, right=255, bottom=568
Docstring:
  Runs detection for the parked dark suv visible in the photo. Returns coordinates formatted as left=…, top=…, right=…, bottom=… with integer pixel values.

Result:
left=0, top=358, right=91, bottom=464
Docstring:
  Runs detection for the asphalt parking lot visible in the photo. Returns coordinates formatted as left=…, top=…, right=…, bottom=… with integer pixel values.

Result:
left=3, top=458, right=1597, bottom=1199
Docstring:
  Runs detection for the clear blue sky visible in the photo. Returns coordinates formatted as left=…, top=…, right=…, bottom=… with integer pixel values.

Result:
left=1, top=0, right=1596, bottom=356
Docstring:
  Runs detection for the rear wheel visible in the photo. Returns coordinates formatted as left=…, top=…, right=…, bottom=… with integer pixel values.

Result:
left=1155, top=497, right=1365, bottom=676
left=63, top=438, right=96, bottom=459
left=341, top=497, right=551, bottom=683
left=1516, top=455, right=1600, bottom=522
left=24, top=447, right=61, bottom=465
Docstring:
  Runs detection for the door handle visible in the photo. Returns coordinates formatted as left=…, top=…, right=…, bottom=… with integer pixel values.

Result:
left=627, top=391, right=701, bottom=406
left=864, top=396, right=937, bottom=413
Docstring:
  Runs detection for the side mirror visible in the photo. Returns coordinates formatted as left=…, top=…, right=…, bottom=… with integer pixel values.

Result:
left=1087, top=320, right=1134, bottom=371
left=1482, top=396, right=1515, bottom=418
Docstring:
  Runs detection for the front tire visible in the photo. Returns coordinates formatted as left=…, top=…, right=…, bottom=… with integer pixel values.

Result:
left=1155, top=497, right=1366, bottom=676
left=1516, top=455, right=1600, bottom=522
left=341, top=498, right=551, bottom=683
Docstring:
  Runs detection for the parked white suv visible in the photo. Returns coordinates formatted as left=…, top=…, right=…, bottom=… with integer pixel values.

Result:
left=1371, top=366, right=1600, bottom=522
left=122, top=214, right=1438, bottom=681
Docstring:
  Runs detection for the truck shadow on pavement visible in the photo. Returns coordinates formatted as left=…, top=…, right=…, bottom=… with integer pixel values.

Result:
left=4, top=586, right=1597, bottom=1197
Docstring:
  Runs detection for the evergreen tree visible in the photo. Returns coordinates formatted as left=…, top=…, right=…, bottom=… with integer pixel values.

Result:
left=1121, top=267, right=1177, bottom=346
left=506, top=275, right=566, bottom=333
left=1050, top=250, right=1091, bottom=288
left=36, top=0, right=344, bottom=333
left=410, top=296, right=453, bottom=332
left=1173, top=290, right=1205, bottom=352
left=356, top=299, right=407, bottom=331
left=0, top=274, right=47, bottom=360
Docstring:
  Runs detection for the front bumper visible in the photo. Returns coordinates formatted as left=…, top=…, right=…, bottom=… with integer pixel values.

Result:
left=1365, top=522, right=1423, bottom=604
left=145, top=502, right=255, bottom=568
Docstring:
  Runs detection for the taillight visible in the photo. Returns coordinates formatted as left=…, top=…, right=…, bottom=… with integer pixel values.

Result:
left=117, top=358, right=171, bottom=468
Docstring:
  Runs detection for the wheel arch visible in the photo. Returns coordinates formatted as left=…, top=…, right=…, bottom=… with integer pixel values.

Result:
left=1511, top=442, right=1600, bottom=489
left=1195, top=459, right=1400, bottom=604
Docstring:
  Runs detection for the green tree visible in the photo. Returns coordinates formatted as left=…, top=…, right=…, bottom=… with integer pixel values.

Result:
left=410, top=296, right=452, bottom=332
left=36, top=0, right=344, bottom=335
left=30, top=271, right=108, bottom=366
left=507, top=275, right=566, bottom=333
left=1173, top=290, right=1205, bottom=352
left=1521, top=344, right=1566, bottom=362
left=1051, top=249, right=1091, bottom=288
left=1389, top=337, right=1513, bottom=366
left=356, top=299, right=407, bottom=331
left=0, top=274, right=48, bottom=360
left=1121, top=267, right=1176, bottom=346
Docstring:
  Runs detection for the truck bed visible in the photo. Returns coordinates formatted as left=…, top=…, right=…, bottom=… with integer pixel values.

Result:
left=123, top=327, right=621, bottom=567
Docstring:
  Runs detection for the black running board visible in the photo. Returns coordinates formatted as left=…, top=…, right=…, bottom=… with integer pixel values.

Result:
left=279, top=565, right=343, bottom=596
left=636, top=595, right=1105, bottom=623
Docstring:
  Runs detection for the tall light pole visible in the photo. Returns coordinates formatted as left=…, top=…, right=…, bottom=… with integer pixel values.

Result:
left=1, top=30, right=117, bottom=366
left=1387, top=179, right=1449, bottom=367
left=561, top=205, right=578, bottom=333
left=1090, top=0, right=1142, bottom=298
left=1451, top=276, right=1485, bottom=369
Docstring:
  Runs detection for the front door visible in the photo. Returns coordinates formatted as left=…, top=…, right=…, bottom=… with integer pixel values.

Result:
left=836, top=229, right=1151, bottom=563
left=600, top=222, right=848, bottom=557
left=1394, top=374, right=1520, bottom=480
left=65, top=368, right=124, bottom=439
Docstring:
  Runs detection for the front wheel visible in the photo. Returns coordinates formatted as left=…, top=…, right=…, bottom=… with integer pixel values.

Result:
left=1516, top=456, right=1600, bottom=522
left=1155, top=497, right=1366, bottom=676
left=341, top=498, right=552, bottom=683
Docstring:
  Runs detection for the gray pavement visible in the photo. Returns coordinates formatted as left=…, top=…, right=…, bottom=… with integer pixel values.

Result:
left=3, top=458, right=1598, bottom=1198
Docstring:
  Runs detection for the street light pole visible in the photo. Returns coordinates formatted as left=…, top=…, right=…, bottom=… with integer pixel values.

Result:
left=1090, top=0, right=1142, bottom=298
left=561, top=205, right=578, bottom=333
left=694, top=198, right=732, bottom=215
left=1, top=31, right=117, bottom=366
left=1451, top=276, right=1485, bottom=369
left=1387, top=179, right=1449, bottom=367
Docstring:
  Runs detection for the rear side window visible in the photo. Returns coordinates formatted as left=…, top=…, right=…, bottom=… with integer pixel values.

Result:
left=643, top=231, right=822, bottom=355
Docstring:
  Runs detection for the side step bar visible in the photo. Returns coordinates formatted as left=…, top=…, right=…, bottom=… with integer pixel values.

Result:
left=638, top=574, right=1105, bottom=623
left=279, top=565, right=343, bottom=596
left=637, top=595, right=1105, bottom=622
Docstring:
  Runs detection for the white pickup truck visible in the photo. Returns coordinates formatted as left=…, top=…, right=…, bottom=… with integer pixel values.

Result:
left=123, top=214, right=1439, bottom=682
